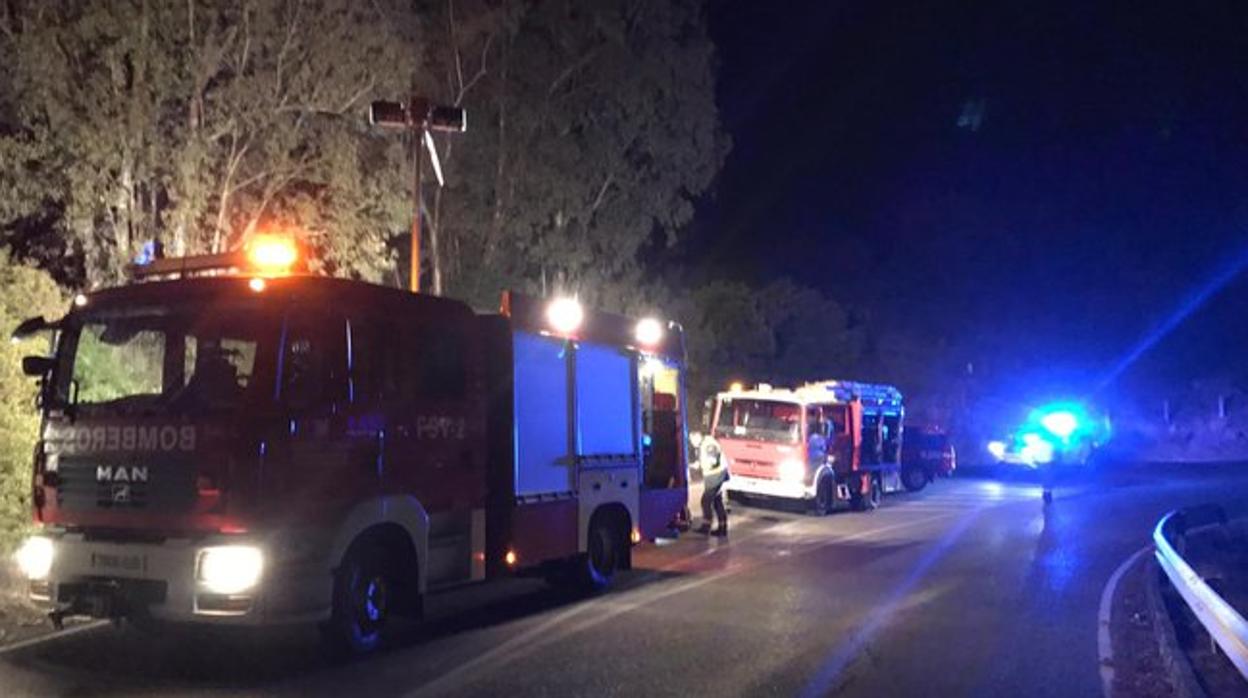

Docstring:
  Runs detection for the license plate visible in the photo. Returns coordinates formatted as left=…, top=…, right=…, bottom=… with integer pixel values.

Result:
left=90, top=551, right=147, bottom=574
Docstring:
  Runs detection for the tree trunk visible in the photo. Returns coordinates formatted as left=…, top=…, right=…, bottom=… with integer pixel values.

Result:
left=115, top=165, right=135, bottom=278
left=486, top=36, right=510, bottom=268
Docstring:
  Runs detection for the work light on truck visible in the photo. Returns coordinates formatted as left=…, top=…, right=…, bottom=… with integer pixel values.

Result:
left=635, top=317, right=664, bottom=347
left=15, top=536, right=54, bottom=581
left=197, top=545, right=264, bottom=595
left=546, top=297, right=584, bottom=335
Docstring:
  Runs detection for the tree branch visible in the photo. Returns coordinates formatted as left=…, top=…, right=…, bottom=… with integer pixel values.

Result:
left=276, top=0, right=304, bottom=93
left=590, top=173, right=614, bottom=213
left=457, top=34, right=493, bottom=103
left=336, top=77, right=376, bottom=114
left=547, top=46, right=601, bottom=98
left=0, top=0, right=16, bottom=41
left=449, top=0, right=463, bottom=94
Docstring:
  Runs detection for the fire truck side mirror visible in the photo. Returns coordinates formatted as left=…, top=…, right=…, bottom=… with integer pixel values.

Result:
left=12, top=316, right=51, bottom=342
left=22, top=355, right=55, bottom=377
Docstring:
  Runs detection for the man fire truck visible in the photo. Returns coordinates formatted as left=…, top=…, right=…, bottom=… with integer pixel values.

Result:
left=11, top=237, right=690, bottom=653
left=707, top=381, right=906, bottom=514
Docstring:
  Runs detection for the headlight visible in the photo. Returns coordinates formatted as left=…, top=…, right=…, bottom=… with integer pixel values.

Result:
left=986, top=440, right=1007, bottom=459
left=15, top=536, right=54, bottom=580
left=197, top=545, right=264, bottom=594
left=778, top=459, right=806, bottom=484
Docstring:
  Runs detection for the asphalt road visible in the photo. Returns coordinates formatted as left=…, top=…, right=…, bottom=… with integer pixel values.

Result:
left=3, top=464, right=1247, bottom=698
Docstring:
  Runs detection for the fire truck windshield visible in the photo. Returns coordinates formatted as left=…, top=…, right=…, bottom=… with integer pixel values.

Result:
left=55, top=304, right=274, bottom=414
left=713, top=398, right=802, bottom=444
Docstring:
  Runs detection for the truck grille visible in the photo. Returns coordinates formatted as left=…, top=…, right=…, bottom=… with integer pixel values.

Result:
left=731, top=458, right=777, bottom=478
left=55, top=458, right=195, bottom=512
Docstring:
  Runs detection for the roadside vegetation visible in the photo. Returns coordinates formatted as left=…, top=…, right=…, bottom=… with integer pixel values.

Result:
left=0, top=255, right=65, bottom=553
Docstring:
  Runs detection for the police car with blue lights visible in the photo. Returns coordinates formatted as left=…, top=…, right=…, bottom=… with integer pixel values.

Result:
left=986, top=402, right=1111, bottom=468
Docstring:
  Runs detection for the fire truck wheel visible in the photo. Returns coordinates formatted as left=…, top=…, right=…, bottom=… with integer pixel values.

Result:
left=811, top=475, right=836, bottom=515
left=323, top=540, right=397, bottom=655
left=580, top=516, right=623, bottom=591
left=901, top=466, right=928, bottom=493
left=851, top=475, right=882, bottom=512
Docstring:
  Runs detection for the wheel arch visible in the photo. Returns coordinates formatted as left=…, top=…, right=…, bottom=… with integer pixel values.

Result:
left=588, top=502, right=633, bottom=570
left=330, top=495, right=430, bottom=594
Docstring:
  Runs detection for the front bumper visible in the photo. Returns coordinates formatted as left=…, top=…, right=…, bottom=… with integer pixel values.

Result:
left=726, top=474, right=815, bottom=501
left=25, top=533, right=332, bottom=626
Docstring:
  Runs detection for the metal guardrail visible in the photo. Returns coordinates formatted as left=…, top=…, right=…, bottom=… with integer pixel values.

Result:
left=1154, top=506, right=1248, bottom=679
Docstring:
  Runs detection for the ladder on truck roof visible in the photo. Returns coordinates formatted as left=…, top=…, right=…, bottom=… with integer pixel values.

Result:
left=799, top=380, right=903, bottom=408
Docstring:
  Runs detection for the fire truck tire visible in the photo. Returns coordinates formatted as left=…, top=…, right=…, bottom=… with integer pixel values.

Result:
left=322, top=539, right=402, bottom=655
left=851, top=475, right=882, bottom=512
left=811, top=475, right=836, bottom=515
left=901, top=466, right=928, bottom=493
left=580, top=514, right=625, bottom=592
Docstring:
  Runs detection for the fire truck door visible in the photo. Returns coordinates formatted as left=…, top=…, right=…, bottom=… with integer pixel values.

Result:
left=273, top=311, right=380, bottom=528
left=847, top=400, right=864, bottom=471
left=573, top=343, right=641, bottom=551
left=381, top=316, right=483, bottom=586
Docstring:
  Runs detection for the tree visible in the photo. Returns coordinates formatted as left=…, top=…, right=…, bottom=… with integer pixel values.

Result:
left=1, top=0, right=419, bottom=284
left=2, top=1, right=727, bottom=306
left=672, top=278, right=866, bottom=416
left=0, top=253, right=64, bottom=552
left=416, top=0, right=728, bottom=308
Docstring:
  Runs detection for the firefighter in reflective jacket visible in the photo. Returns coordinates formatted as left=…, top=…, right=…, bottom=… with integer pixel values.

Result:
left=697, top=438, right=729, bottom=536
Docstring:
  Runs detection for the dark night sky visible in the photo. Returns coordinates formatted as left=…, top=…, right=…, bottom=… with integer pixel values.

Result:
left=693, top=1, right=1248, bottom=394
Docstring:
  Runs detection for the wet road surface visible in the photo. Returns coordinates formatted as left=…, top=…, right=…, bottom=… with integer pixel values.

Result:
left=3, top=464, right=1246, bottom=697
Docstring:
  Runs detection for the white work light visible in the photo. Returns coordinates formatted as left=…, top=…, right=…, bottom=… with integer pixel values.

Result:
left=546, top=297, right=584, bottom=335
left=635, top=317, right=664, bottom=347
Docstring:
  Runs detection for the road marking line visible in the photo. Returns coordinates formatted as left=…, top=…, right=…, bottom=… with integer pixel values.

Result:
left=1098, top=545, right=1151, bottom=698
left=408, top=511, right=959, bottom=697
left=0, top=620, right=108, bottom=657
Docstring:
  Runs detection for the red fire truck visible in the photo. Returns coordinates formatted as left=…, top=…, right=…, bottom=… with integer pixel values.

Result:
left=899, top=424, right=956, bottom=492
left=708, top=381, right=905, bottom=513
left=11, top=240, right=690, bottom=652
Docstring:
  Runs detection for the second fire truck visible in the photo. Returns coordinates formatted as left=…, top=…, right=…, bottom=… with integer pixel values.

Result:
left=706, top=381, right=906, bottom=513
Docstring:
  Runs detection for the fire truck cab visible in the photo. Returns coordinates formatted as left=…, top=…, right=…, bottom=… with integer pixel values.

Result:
left=710, top=381, right=905, bottom=514
left=12, top=247, right=689, bottom=653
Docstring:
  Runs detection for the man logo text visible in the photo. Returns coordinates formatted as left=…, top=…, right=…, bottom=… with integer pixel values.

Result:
left=96, top=466, right=149, bottom=483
